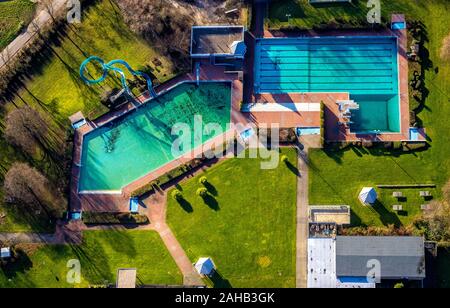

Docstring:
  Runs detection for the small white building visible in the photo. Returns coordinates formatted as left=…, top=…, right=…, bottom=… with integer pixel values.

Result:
left=0, top=247, right=11, bottom=259
left=359, top=187, right=377, bottom=206
left=194, top=257, right=216, bottom=276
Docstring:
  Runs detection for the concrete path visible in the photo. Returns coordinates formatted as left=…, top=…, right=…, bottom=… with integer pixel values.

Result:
left=295, top=136, right=321, bottom=288
left=0, top=221, right=82, bottom=245
left=143, top=189, right=204, bottom=286
left=0, top=0, right=69, bottom=69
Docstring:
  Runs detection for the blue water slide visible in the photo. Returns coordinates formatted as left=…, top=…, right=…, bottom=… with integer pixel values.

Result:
left=79, top=56, right=157, bottom=98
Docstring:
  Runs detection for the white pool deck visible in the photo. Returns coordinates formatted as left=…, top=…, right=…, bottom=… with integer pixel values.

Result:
left=241, top=102, right=321, bottom=112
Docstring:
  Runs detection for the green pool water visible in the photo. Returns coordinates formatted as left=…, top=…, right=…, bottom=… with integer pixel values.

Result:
left=79, top=82, right=231, bottom=192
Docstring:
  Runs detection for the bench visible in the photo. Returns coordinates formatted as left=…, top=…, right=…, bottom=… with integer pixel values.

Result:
left=420, top=191, right=431, bottom=197
left=393, top=191, right=403, bottom=198
left=393, top=204, right=403, bottom=211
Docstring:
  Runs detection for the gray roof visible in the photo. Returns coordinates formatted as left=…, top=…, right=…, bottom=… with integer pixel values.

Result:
left=336, top=236, right=426, bottom=279
left=191, top=26, right=244, bottom=56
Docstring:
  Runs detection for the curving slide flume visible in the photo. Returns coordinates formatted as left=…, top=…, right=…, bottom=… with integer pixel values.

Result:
left=79, top=56, right=157, bottom=98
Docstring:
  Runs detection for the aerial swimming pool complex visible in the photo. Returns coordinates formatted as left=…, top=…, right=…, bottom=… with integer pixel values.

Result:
left=79, top=82, right=231, bottom=192
left=254, top=36, right=401, bottom=133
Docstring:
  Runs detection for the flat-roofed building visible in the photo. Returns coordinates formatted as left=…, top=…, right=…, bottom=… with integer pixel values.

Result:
left=307, top=236, right=426, bottom=288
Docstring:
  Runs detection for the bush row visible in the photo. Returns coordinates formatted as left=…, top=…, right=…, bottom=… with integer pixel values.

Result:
left=325, top=141, right=428, bottom=152
left=82, top=212, right=149, bottom=225
left=130, top=138, right=236, bottom=198
left=130, top=158, right=206, bottom=198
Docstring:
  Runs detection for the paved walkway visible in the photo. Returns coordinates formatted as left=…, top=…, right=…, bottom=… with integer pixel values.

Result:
left=0, top=0, right=68, bottom=69
left=142, top=184, right=205, bottom=286
left=295, top=136, right=321, bottom=288
left=0, top=221, right=82, bottom=245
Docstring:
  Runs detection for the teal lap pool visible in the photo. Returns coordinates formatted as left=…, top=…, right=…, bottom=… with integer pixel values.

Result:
left=254, top=36, right=401, bottom=133
left=79, top=82, right=231, bottom=192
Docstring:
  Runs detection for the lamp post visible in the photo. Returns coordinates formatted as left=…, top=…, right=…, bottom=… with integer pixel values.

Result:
left=286, top=13, right=292, bottom=27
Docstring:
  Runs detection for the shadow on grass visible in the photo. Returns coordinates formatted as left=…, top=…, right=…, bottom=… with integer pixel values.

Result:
left=206, top=270, right=232, bottom=288
left=201, top=194, right=220, bottom=211
left=177, top=198, right=193, bottom=213
left=1, top=249, right=34, bottom=281
left=371, top=200, right=402, bottom=227
left=204, top=182, right=218, bottom=197
left=285, top=160, right=300, bottom=176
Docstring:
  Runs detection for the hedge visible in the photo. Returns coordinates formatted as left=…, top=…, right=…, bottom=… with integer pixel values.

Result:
left=82, top=212, right=149, bottom=225
left=130, top=158, right=206, bottom=197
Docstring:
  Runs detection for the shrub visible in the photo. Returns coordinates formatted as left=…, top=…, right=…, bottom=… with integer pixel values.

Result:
left=171, top=189, right=183, bottom=201
left=402, top=142, right=428, bottom=152
left=199, top=176, right=208, bottom=185
left=196, top=187, right=208, bottom=197
left=130, top=157, right=206, bottom=197
left=82, top=212, right=149, bottom=225
left=394, top=282, right=405, bottom=289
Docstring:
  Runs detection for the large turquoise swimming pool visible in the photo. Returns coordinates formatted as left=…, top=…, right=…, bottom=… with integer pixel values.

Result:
left=254, top=36, right=400, bottom=133
left=79, top=82, right=231, bottom=192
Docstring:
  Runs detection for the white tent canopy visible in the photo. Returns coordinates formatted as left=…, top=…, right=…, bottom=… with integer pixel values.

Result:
left=194, top=257, right=216, bottom=276
left=359, top=187, right=377, bottom=205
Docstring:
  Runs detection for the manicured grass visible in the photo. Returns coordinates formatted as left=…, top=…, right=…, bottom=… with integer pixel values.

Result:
left=167, top=148, right=298, bottom=288
left=0, top=0, right=36, bottom=50
left=309, top=146, right=438, bottom=227
left=268, top=0, right=418, bottom=29
left=0, top=0, right=177, bottom=232
left=306, top=0, right=450, bottom=228
left=0, top=231, right=182, bottom=288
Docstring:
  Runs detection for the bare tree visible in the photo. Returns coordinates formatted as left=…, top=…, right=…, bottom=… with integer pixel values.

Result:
left=423, top=200, right=450, bottom=242
left=3, top=163, right=64, bottom=218
left=41, top=0, right=57, bottom=23
left=5, top=106, right=49, bottom=156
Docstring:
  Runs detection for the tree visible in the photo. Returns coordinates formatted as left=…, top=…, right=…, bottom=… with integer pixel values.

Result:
left=422, top=200, right=450, bottom=242
left=41, top=0, right=57, bottom=23
left=5, top=106, right=49, bottom=156
left=3, top=163, right=64, bottom=218
left=171, top=189, right=183, bottom=201
left=196, top=187, right=208, bottom=197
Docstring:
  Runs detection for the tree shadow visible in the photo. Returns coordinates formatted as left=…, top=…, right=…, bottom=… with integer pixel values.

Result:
left=1, top=249, right=34, bottom=281
left=285, top=160, right=300, bottom=177
left=177, top=198, right=193, bottom=213
left=201, top=194, right=220, bottom=211
left=206, top=270, right=232, bottom=288
left=204, top=182, right=218, bottom=197
left=371, top=200, right=402, bottom=227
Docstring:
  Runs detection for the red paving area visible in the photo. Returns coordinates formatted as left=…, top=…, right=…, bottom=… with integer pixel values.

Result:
left=70, top=64, right=249, bottom=213
left=248, top=27, right=423, bottom=142
left=70, top=24, right=424, bottom=213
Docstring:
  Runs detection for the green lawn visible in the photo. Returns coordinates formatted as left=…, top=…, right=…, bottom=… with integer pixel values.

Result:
left=0, top=0, right=36, bottom=50
left=306, top=0, right=450, bottom=228
left=309, top=147, right=438, bottom=227
left=0, top=231, right=182, bottom=288
left=167, top=148, right=298, bottom=288
left=0, top=0, right=177, bottom=232
left=268, top=0, right=421, bottom=29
